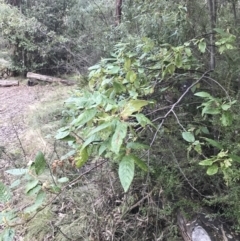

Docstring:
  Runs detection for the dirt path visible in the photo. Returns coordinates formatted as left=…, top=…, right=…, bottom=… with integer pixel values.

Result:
left=0, top=85, right=40, bottom=147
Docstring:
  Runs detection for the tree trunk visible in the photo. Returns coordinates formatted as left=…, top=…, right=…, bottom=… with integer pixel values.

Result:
left=26, top=72, right=75, bottom=86
left=115, top=0, right=123, bottom=25
left=208, top=0, right=217, bottom=70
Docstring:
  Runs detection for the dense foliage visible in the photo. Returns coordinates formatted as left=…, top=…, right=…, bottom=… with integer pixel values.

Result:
left=2, top=0, right=240, bottom=240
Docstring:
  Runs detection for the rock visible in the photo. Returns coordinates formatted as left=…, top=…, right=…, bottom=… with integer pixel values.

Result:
left=192, top=226, right=212, bottom=241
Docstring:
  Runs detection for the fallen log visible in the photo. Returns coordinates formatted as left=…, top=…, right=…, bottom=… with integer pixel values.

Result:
left=26, top=72, right=75, bottom=86
left=0, top=80, right=19, bottom=87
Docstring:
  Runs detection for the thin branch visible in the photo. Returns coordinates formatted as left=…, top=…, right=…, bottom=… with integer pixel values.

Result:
left=150, top=70, right=212, bottom=147
left=7, top=159, right=108, bottom=228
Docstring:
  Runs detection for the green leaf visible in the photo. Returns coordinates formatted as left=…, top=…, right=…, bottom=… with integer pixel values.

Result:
left=201, top=137, right=223, bottom=150
left=75, top=147, right=89, bottom=168
left=27, top=184, right=41, bottom=196
left=9, top=179, right=21, bottom=189
left=121, top=100, right=149, bottom=119
left=81, top=134, right=99, bottom=151
left=220, top=111, right=233, bottom=126
left=202, top=106, right=220, bottom=115
left=207, top=164, right=218, bottom=175
left=113, top=81, right=125, bottom=93
left=34, top=151, right=46, bottom=175
left=126, top=142, right=149, bottom=150
left=111, top=121, right=128, bottom=154
left=198, top=40, right=206, bottom=53
left=55, top=128, right=70, bottom=140
left=221, top=104, right=231, bottom=111
left=199, top=159, right=213, bottom=166
left=71, top=109, right=97, bottom=127
left=124, top=58, right=131, bottom=70
left=107, top=66, right=120, bottom=74
left=135, top=113, right=154, bottom=127
left=194, top=91, right=211, bottom=98
left=182, top=132, right=195, bottom=143
left=200, top=126, right=209, bottom=134
left=185, top=47, right=192, bottom=56
left=0, top=182, right=11, bottom=203
left=126, top=70, right=137, bottom=83
left=5, top=169, right=28, bottom=176
left=131, top=155, right=148, bottom=172
left=24, top=190, right=46, bottom=213
left=26, top=180, right=39, bottom=194
left=119, top=155, right=135, bottom=192
left=57, top=177, right=69, bottom=183
left=87, top=121, right=114, bottom=137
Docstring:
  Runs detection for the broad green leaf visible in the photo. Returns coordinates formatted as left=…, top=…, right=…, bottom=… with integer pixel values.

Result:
left=24, top=190, right=45, bottom=213
left=194, top=92, right=211, bottom=98
left=50, top=185, right=61, bottom=193
left=81, top=134, right=98, bottom=151
left=9, top=179, right=21, bottom=189
left=119, top=155, right=135, bottom=192
left=107, top=66, right=120, bottom=74
left=98, top=140, right=110, bottom=156
left=199, top=159, right=213, bottom=166
left=55, top=129, right=70, bottom=140
left=87, top=121, right=114, bottom=137
left=57, top=177, right=69, bottom=183
left=182, top=132, right=195, bottom=143
left=194, top=143, right=202, bottom=154
left=175, top=54, right=182, bottom=68
left=71, top=109, right=97, bottom=127
left=27, top=184, right=41, bottom=196
left=88, top=64, right=101, bottom=70
left=26, top=180, right=39, bottom=194
left=34, top=151, right=46, bottom=175
left=131, top=155, right=148, bottom=172
left=75, top=147, right=89, bottom=168
left=135, top=113, right=154, bottom=127
left=126, top=70, right=137, bottom=83
left=201, top=137, right=223, bottom=150
left=202, top=106, right=220, bottom=115
left=127, top=142, right=149, bottom=150
left=185, top=47, right=192, bottom=56
left=5, top=169, right=28, bottom=176
left=200, top=126, right=209, bottom=134
left=198, top=40, right=206, bottom=53
left=113, top=81, right=125, bottom=93
left=221, top=104, right=231, bottom=111
left=121, top=100, right=149, bottom=119
left=111, top=121, right=128, bottom=154
left=207, top=164, right=218, bottom=175
left=0, top=182, right=11, bottom=203
left=124, top=58, right=131, bottom=70
left=220, top=111, right=233, bottom=126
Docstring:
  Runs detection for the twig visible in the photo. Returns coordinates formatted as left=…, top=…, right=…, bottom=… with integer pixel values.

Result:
left=170, top=148, right=206, bottom=197
left=10, top=118, right=27, bottom=163
left=6, top=159, right=108, bottom=228
left=150, top=70, right=212, bottom=147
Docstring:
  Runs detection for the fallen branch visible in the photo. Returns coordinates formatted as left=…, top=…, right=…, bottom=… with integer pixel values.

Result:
left=0, top=80, right=19, bottom=87
left=27, top=72, right=75, bottom=86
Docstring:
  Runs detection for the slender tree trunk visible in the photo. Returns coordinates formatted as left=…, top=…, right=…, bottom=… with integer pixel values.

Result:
left=208, top=0, right=217, bottom=70
left=115, top=0, right=123, bottom=25
left=231, top=0, right=237, bottom=26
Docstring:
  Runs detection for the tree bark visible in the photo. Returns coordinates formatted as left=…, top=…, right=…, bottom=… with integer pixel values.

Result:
left=208, top=0, right=217, bottom=70
left=115, top=0, right=123, bottom=25
left=26, top=72, right=75, bottom=86
left=0, top=80, right=19, bottom=87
